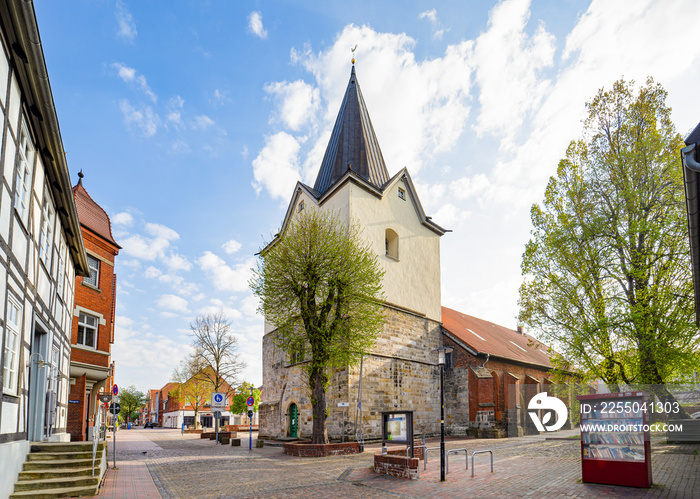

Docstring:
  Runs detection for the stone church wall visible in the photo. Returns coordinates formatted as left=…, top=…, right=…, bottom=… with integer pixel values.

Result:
left=260, top=304, right=444, bottom=440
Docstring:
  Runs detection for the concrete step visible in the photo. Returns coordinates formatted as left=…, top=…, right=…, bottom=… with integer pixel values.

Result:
left=13, top=475, right=99, bottom=492
left=18, top=466, right=97, bottom=480
left=30, top=441, right=104, bottom=453
left=27, top=450, right=96, bottom=460
left=23, top=457, right=101, bottom=470
left=10, top=484, right=99, bottom=499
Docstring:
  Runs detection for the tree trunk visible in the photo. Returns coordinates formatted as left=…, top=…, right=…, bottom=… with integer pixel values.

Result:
left=310, top=366, right=328, bottom=444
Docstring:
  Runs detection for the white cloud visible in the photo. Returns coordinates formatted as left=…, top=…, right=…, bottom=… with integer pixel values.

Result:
left=248, top=11, right=268, bottom=39
left=163, top=253, right=191, bottom=272
left=118, top=99, right=159, bottom=137
left=120, top=221, right=180, bottom=262
left=418, top=8, right=438, bottom=23
left=197, top=253, right=254, bottom=293
left=197, top=299, right=243, bottom=320
left=418, top=8, right=450, bottom=40
left=192, top=115, right=215, bottom=130
left=144, top=266, right=162, bottom=279
left=112, top=63, right=157, bottom=103
left=251, top=132, right=301, bottom=200
left=240, top=294, right=260, bottom=319
left=472, top=0, right=555, bottom=140
left=115, top=1, right=137, bottom=42
left=157, top=294, right=190, bottom=313
left=112, top=212, right=134, bottom=227
left=222, top=240, right=242, bottom=254
left=264, top=80, right=320, bottom=131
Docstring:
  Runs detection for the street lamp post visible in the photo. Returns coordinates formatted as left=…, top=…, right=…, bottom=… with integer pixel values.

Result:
left=435, top=346, right=453, bottom=482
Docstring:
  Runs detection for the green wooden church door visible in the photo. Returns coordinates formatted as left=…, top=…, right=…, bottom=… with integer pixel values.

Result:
left=289, top=403, right=299, bottom=438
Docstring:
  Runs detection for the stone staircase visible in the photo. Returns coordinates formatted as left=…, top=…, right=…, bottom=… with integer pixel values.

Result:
left=10, top=441, right=105, bottom=499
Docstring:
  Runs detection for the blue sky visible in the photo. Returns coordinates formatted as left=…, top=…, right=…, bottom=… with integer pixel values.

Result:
left=33, top=0, right=700, bottom=395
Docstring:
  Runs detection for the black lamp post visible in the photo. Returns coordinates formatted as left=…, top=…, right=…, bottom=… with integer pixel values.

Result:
left=436, top=346, right=453, bottom=482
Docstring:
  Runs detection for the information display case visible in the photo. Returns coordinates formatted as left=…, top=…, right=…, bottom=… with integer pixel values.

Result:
left=577, top=392, right=652, bottom=488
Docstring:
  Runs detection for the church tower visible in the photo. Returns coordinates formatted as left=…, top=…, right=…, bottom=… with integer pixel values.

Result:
left=260, top=64, right=446, bottom=440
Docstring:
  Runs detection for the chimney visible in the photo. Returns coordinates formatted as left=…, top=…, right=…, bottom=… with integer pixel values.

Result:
left=517, top=325, right=523, bottom=335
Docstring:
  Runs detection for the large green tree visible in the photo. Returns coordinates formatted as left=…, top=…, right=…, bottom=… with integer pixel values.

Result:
left=230, top=382, right=261, bottom=415
left=519, top=78, right=698, bottom=403
left=251, top=210, right=385, bottom=444
left=118, top=385, right=146, bottom=423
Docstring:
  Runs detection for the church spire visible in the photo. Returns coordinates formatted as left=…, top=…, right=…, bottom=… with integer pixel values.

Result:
left=313, top=65, right=390, bottom=196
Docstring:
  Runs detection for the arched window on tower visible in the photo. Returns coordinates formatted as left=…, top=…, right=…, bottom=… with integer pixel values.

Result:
left=385, top=228, right=399, bottom=260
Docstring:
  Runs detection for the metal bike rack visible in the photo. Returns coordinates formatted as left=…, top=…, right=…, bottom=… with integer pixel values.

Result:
left=423, top=446, right=441, bottom=470
left=446, top=448, right=468, bottom=475
left=471, top=450, right=494, bottom=477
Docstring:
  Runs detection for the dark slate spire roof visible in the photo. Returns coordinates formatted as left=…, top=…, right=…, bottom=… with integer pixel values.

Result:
left=313, top=66, right=390, bottom=196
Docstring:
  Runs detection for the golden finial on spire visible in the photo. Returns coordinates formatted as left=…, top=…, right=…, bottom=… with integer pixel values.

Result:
left=351, top=45, right=357, bottom=65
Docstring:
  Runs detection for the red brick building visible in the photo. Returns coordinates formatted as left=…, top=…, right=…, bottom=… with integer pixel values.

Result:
left=67, top=173, right=120, bottom=441
left=441, top=306, right=555, bottom=437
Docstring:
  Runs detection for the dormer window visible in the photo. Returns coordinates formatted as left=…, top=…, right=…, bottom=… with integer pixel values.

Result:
left=298, top=200, right=305, bottom=212
left=398, top=187, right=406, bottom=200
left=385, top=228, right=399, bottom=260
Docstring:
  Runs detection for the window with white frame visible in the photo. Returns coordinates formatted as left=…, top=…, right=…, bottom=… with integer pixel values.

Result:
left=3, top=295, right=22, bottom=395
left=77, top=312, right=98, bottom=348
left=39, top=187, right=55, bottom=267
left=14, top=121, right=34, bottom=223
left=84, top=255, right=99, bottom=287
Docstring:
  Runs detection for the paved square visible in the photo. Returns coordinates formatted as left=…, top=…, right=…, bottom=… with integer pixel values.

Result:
left=104, top=428, right=698, bottom=498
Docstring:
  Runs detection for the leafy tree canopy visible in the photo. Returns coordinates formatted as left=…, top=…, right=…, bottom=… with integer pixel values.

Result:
left=118, top=385, right=146, bottom=422
left=230, top=382, right=261, bottom=414
left=519, top=77, right=698, bottom=396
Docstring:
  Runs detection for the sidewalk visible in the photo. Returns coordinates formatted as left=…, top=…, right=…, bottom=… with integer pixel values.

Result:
left=97, top=461, right=161, bottom=499
left=95, top=430, right=162, bottom=499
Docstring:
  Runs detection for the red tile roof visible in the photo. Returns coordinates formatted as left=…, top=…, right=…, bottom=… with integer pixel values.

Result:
left=72, top=181, right=120, bottom=248
left=442, top=306, right=552, bottom=368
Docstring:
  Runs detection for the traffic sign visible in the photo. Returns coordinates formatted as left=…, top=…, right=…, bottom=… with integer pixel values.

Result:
left=99, top=394, right=112, bottom=404
left=112, top=384, right=119, bottom=396
left=246, top=396, right=255, bottom=407
left=211, top=392, right=226, bottom=409
left=109, top=403, right=121, bottom=415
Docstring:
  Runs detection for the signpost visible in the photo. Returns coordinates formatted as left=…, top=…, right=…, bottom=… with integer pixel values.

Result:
left=109, top=402, right=120, bottom=469
left=211, top=393, right=226, bottom=445
left=247, top=392, right=254, bottom=450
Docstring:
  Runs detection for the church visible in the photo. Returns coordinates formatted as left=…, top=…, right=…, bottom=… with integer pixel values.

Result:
left=259, top=63, right=554, bottom=441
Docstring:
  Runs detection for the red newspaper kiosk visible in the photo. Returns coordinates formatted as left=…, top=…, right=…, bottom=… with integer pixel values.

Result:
left=577, top=392, right=652, bottom=488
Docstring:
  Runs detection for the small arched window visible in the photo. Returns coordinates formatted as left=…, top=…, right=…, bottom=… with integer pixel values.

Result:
left=385, top=228, right=399, bottom=260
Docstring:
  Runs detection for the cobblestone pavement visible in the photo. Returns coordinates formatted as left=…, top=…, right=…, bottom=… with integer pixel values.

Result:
left=110, top=429, right=699, bottom=498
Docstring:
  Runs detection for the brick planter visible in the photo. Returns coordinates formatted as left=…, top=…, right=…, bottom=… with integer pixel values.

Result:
left=374, top=454, right=420, bottom=479
left=282, top=441, right=360, bottom=457
left=386, top=446, right=424, bottom=460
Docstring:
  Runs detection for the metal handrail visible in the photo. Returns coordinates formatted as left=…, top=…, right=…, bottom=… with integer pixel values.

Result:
left=446, top=448, right=468, bottom=475
left=471, top=450, right=494, bottom=477
left=92, top=409, right=102, bottom=477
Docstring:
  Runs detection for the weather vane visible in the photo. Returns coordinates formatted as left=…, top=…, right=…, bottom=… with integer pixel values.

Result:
left=351, top=45, right=357, bottom=65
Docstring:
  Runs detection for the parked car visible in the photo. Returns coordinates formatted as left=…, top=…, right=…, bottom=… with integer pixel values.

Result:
left=144, top=421, right=154, bottom=428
